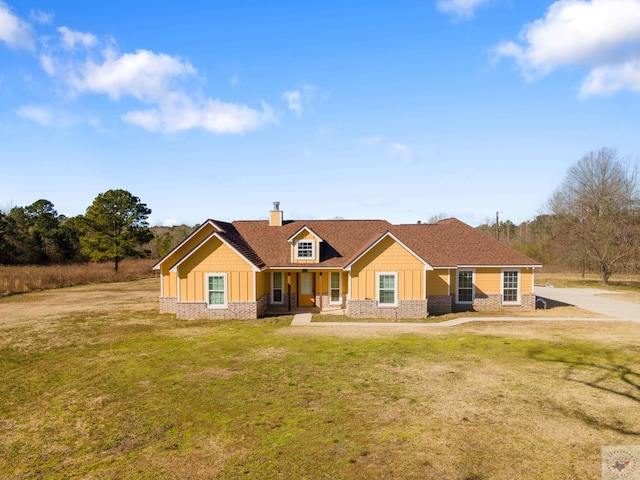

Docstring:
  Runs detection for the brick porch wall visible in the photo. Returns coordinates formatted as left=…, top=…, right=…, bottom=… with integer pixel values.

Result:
left=346, top=299, right=428, bottom=319
left=175, top=301, right=258, bottom=320
left=316, top=294, right=344, bottom=310
left=256, top=294, right=268, bottom=317
left=159, top=296, right=177, bottom=314
left=427, top=295, right=453, bottom=315
left=268, top=293, right=298, bottom=309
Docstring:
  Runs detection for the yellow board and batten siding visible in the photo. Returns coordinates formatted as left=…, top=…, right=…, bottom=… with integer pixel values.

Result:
left=178, top=237, right=254, bottom=303
left=450, top=267, right=533, bottom=296
left=350, top=236, right=424, bottom=301
left=426, top=269, right=450, bottom=296
left=256, top=271, right=269, bottom=299
left=160, top=224, right=217, bottom=297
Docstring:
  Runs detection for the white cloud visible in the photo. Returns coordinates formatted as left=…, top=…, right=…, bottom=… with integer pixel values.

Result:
left=57, top=26, right=97, bottom=50
left=0, top=1, right=35, bottom=50
left=437, top=0, right=494, bottom=19
left=283, top=90, right=302, bottom=116
left=494, top=0, right=640, bottom=96
left=282, top=83, right=316, bottom=117
left=121, top=94, right=276, bottom=134
left=70, top=49, right=196, bottom=101
left=29, top=9, right=53, bottom=25
left=389, top=142, right=413, bottom=162
left=39, top=53, right=56, bottom=75
left=2, top=3, right=275, bottom=135
left=580, top=60, right=640, bottom=96
left=14, top=104, right=54, bottom=126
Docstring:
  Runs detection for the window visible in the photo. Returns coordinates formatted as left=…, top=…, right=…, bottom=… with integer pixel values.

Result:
left=295, top=240, right=314, bottom=259
left=272, top=272, right=283, bottom=304
left=457, top=270, right=474, bottom=303
left=377, top=272, right=398, bottom=306
left=502, top=270, right=520, bottom=304
left=330, top=272, right=341, bottom=304
left=206, top=273, right=227, bottom=308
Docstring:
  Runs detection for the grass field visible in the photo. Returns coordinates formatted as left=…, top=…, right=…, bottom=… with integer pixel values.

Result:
left=1, top=278, right=639, bottom=479
left=0, top=259, right=157, bottom=297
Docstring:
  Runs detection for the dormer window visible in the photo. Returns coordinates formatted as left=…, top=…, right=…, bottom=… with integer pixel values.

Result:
left=296, top=240, right=315, bottom=259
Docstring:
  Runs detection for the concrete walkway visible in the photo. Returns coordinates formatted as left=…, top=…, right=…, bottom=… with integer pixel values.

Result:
left=289, top=286, right=639, bottom=327
left=289, top=314, right=618, bottom=327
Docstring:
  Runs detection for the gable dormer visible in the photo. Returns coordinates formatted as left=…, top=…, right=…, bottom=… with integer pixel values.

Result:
left=288, top=226, right=324, bottom=263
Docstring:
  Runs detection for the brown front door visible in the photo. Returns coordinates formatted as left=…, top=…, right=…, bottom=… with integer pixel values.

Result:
left=299, top=272, right=315, bottom=307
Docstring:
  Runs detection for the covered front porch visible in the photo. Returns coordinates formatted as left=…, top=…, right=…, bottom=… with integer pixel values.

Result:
left=263, top=269, right=348, bottom=313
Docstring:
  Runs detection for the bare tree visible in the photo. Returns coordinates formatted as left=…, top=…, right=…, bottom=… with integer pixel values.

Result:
left=548, top=147, right=639, bottom=284
left=427, top=213, right=449, bottom=223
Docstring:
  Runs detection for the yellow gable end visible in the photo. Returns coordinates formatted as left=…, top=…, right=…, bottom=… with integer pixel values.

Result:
left=159, top=223, right=217, bottom=297
left=350, top=236, right=424, bottom=301
left=178, top=237, right=255, bottom=303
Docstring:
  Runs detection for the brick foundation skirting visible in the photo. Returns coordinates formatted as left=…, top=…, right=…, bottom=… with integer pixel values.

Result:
left=346, top=299, right=428, bottom=319
left=175, top=301, right=258, bottom=320
left=520, top=294, right=536, bottom=310
left=159, top=296, right=177, bottom=314
left=454, top=293, right=537, bottom=312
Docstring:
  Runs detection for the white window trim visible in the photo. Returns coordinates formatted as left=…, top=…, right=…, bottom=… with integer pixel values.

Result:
left=206, top=272, right=228, bottom=309
left=271, top=271, right=284, bottom=304
left=456, top=269, right=475, bottom=304
left=329, top=272, right=342, bottom=305
left=376, top=271, right=398, bottom=307
left=294, top=240, right=315, bottom=260
left=502, top=268, right=521, bottom=305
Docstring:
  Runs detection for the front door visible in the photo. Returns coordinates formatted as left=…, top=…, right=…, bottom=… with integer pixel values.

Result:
left=299, top=272, right=315, bottom=307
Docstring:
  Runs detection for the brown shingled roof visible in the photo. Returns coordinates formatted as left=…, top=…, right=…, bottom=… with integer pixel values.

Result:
left=159, top=216, right=541, bottom=270
left=232, top=219, right=392, bottom=267
left=210, top=220, right=266, bottom=269
left=391, top=218, right=541, bottom=267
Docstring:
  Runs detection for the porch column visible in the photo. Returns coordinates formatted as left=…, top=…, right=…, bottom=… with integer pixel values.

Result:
left=319, top=272, right=323, bottom=311
left=287, top=272, right=291, bottom=312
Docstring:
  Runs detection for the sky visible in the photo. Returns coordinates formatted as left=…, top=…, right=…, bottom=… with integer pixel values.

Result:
left=1, top=0, right=640, bottom=227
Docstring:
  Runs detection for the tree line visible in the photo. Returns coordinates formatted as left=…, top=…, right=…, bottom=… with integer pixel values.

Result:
left=476, top=148, right=640, bottom=284
left=0, top=189, right=193, bottom=272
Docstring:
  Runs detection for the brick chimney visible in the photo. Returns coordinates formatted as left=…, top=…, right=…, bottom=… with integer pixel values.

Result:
left=269, top=201, right=283, bottom=226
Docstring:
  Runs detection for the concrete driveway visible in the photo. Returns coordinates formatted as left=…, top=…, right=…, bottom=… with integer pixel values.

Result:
left=535, top=286, right=639, bottom=322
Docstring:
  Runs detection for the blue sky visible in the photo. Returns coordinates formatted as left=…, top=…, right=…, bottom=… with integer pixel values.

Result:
left=1, top=0, right=640, bottom=227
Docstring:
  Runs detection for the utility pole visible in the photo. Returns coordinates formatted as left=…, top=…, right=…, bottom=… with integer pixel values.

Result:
left=496, top=211, right=500, bottom=241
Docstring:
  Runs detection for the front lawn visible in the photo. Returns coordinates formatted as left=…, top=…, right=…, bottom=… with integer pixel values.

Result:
left=1, top=279, right=639, bottom=479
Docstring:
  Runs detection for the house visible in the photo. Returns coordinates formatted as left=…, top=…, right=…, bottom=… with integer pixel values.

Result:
left=154, top=203, right=542, bottom=320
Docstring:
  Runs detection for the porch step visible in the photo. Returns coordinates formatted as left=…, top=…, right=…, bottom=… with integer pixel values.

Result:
left=291, top=313, right=312, bottom=325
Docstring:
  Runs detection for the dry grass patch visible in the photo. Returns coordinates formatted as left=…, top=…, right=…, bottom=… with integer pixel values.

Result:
left=0, top=259, right=157, bottom=297
left=537, top=271, right=640, bottom=291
